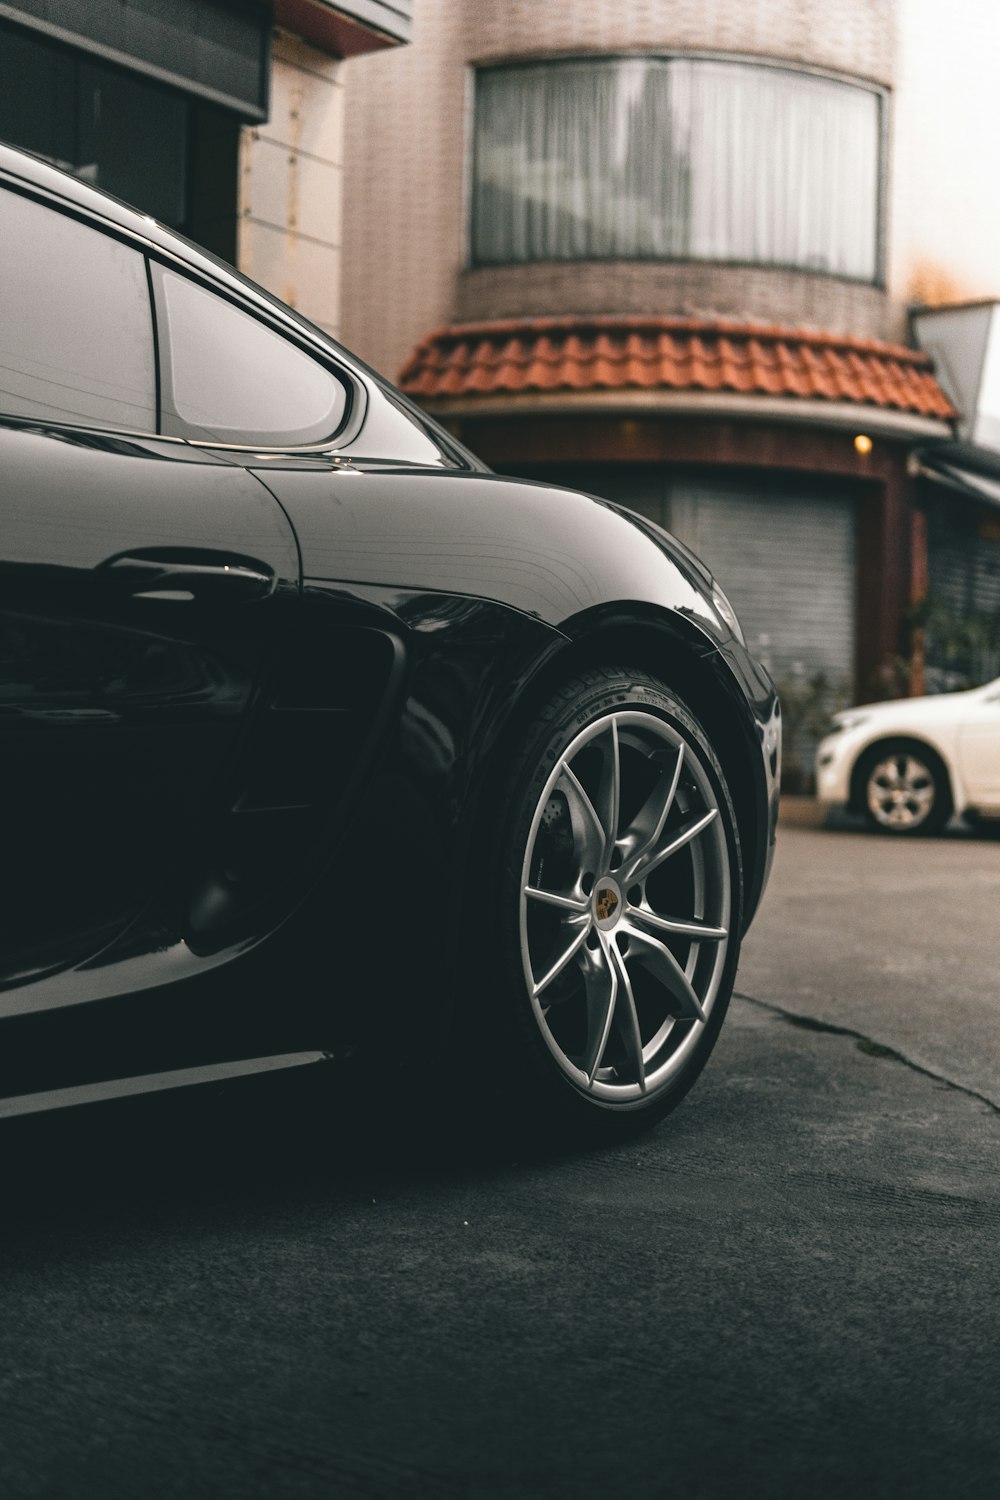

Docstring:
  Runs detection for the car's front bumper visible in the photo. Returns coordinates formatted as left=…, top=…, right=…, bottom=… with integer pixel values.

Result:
left=816, top=728, right=861, bottom=810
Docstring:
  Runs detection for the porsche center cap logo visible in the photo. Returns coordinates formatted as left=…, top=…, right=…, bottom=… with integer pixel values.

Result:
left=596, top=887, right=620, bottom=922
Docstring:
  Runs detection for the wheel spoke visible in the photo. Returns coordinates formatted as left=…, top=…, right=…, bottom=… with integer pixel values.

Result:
left=618, top=743, right=684, bottom=881
left=627, top=926, right=707, bottom=1023
left=532, top=917, right=592, bottom=997
left=609, top=943, right=646, bottom=1092
left=558, top=761, right=606, bottom=870
left=579, top=940, right=618, bottom=1083
left=631, top=806, right=718, bottom=883
left=869, top=754, right=937, bottom=829
left=520, top=701, right=731, bottom=1104
left=626, top=904, right=727, bottom=943
left=592, top=718, right=621, bottom=864
left=905, top=757, right=930, bottom=788
left=524, top=885, right=589, bottom=913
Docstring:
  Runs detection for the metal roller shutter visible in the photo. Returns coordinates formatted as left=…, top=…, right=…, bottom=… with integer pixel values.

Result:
left=925, top=493, right=1000, bottom=690
left=666, top=474, right=857, bottom=694
left=927, top=497, right=1000, bottom=617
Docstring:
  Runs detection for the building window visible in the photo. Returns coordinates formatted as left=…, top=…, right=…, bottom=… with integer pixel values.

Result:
left=471, top=57, right=883, bottom=281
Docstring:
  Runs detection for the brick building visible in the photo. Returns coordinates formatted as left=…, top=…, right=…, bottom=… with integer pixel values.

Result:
left=338, top=0, right=1000, bottom=757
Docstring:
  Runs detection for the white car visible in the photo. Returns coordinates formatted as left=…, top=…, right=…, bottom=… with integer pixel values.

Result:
left=816, top=677, right=1000, bottom=834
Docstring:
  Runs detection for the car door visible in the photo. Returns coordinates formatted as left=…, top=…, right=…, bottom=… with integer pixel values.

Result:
left=0, top=183, right=300, bottom=990
left=144, top=255, right=418, bottom=905
left=958, top=683, right=1000, bottom=808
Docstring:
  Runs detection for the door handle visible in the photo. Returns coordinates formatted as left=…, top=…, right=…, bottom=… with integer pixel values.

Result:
left=98, top=548, right=277, bottom=603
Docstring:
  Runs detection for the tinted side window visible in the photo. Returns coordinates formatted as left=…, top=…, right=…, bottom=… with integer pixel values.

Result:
left=155, top=268, right=348, bottom=446
left=0, top=186, right=156, bottom=432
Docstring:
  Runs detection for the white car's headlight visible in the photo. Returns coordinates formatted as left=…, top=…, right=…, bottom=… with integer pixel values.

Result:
left=710, top=585, right=746, bottom=647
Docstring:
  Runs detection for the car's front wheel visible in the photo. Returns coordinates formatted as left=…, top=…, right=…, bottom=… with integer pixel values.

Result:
left=477, top=667, right=743, bottom=1140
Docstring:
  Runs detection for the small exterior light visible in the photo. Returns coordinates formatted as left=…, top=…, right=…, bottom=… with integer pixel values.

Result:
left=854, top=433, right=873, bottom=455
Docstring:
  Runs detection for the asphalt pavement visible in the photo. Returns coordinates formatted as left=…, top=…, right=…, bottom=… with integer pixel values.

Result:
left=2, top=823, right=1000, bottom=1499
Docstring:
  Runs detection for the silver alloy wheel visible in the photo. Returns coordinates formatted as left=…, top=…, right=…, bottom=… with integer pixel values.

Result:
left=865, top=752, right=937, bottom=830
left=519, top=710, right=731, bottom=1108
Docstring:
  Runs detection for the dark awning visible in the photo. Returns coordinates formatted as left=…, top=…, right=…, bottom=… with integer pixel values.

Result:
left=0, top=0, right=271, bottom=119
left=913, top=442, right=1000, bottom=511
left=273, top=0, right=412, bottom=56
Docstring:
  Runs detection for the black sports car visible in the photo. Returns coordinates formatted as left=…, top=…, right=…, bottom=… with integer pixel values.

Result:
left=0, top=143, right=779, bottom=1138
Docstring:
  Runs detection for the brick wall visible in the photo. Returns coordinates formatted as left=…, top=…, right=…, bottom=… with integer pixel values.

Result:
left=457, top=264, right=900, bottom=342
left=342, top=0, right=898, bottom=379
left=464, top=0, right=895, bottom=83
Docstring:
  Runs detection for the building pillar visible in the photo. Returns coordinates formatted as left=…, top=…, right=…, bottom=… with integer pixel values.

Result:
left=854, top=467, right=915, bottom=700
left=237, top=31, right=345, bottom=339
left=909, top=503, right=929, bottom=696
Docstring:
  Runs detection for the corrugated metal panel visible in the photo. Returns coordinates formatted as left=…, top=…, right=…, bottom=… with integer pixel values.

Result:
left=666, top=474, right=856, bottom=692
left=668, top=473, right=858, bottom=786
left=927, top=498, right=1000, bottom=618
left=925, top=493, right=1000, bottom=689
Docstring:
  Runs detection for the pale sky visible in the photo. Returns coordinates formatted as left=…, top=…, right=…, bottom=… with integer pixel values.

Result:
left=892, top=0, right=1000, bottom=304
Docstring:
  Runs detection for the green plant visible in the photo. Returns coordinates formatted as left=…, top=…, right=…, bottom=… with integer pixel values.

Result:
left=772, top=668, right=852, bottom=794
left=908, top=593, right=1000, bottom=692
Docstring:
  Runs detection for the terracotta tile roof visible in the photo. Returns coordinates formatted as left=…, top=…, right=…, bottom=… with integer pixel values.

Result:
left=398, top=316, right=955, bottom=419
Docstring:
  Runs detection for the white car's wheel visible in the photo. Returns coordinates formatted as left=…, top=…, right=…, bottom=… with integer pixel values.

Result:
left=858, top=739, right=951, bottom=835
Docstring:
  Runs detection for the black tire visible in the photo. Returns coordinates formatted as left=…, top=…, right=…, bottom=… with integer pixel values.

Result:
left=856, top=738, right=952, bottom=836
left=469, top=666, right=744, bottom=1143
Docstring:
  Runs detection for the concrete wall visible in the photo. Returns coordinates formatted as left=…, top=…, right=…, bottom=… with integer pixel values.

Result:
left=341, top=0, right=899, bottom=380
left=238, top=30, right=345, bottom=339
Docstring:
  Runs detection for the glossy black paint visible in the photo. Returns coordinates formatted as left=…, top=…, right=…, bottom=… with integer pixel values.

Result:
left=0, top=143, right=779, bottom=1110
left=1, top=420, right=299, bottom=985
